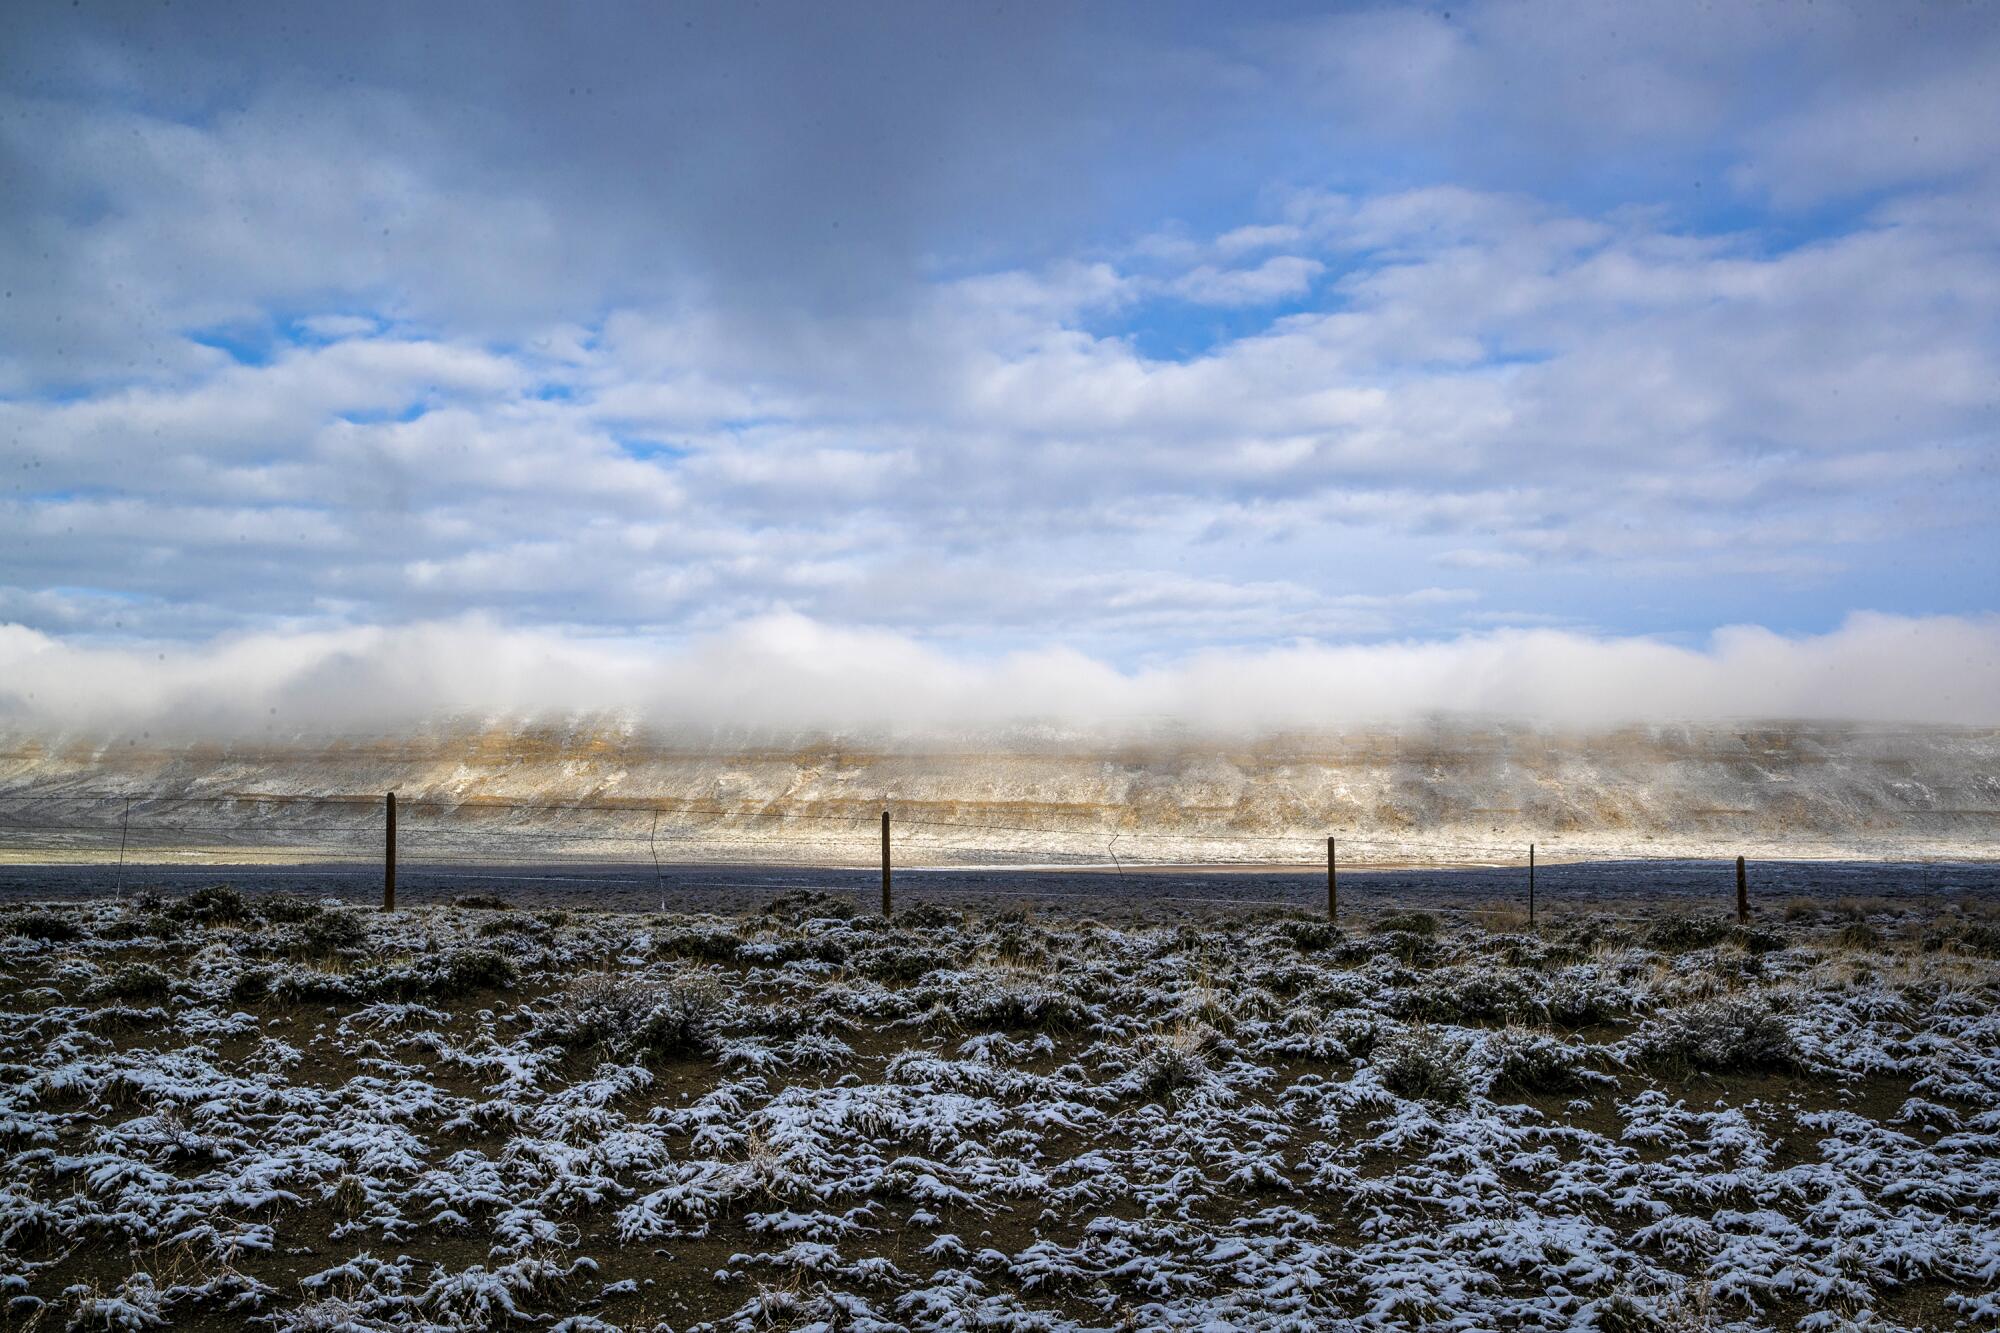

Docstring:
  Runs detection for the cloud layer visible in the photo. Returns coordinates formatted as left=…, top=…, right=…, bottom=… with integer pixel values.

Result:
left=1, top=613, right=1993, bottom=736
left=1, top=2, right=1997, bottom=704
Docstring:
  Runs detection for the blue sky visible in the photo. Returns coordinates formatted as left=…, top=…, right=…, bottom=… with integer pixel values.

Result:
left=1, top=1, right=1997, bottom=718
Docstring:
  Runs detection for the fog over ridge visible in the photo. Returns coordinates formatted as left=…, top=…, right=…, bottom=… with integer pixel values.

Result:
left=1, top=611, right=1995, bottom=738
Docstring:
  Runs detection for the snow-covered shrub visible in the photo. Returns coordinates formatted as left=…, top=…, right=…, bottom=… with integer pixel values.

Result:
left=935, top=967, right=1087, bottom=1032
left=255, top=893, right=321, bottom=924
left=761, top=889, right=858, bottom=922
left=1484, top=1028, right=1593, bottom=1096
left=1729, top=924, right=1785, bottom=955
left=5, top=909, right=79, bottom=941
left=1646, top=914, right=1732, bottom=951
left=893, top=902, right=956, bottom=929
left=1279, top=919, right=1342, bottom=953
left=1403, top=967, right=1541, bottom=1023
left=381, top=946, right=519, bottom=1000
left=653, top=925, right=745, bottom=962
left=1632, top=997, right=1797, bottom=1072
left=476, top=912, right=544, bottom=938
left=266, top=1297, right=383, bottom=1331
left=633, top=970, right=729, bottom=1056
left=546, top=971, right=659, bottom=1048
left=1374, top=1026, right=1470, bottom=1105
left=1128, top=1022, right=1219, bottom=1096
left=1374, top=910, right=1439, bottom=937
left=62, top=1274, right=165, bottom=1330
left=547, top=968, right=728, bottom=1059
left=850, top=943, right=953, bottom=982
left=418, top=1255, right=589, bottom=1326
left=86, top=963, right=172, bottom=1001
left=1544, top=967, right=1632, bottom=1027
left=301, top=909, right=366, bottom=955
left=1585, top=1287, right=1713, bottom=1333
left=95, top=916, right=163, bottom=943
left=165, top=884, right=249, bottom=926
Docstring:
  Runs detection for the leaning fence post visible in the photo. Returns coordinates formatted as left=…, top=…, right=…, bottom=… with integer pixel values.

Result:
left=880, top=809, right=892, bottom=918
left=1327, top=835, right=1337, bottom=923
left=1528, top=842, right=1536, bottom=930
left=1736, top=855, right=1748, bottom=924
left=114, top=796, right=131, bottom=898
left=383, top=791, right=397, bottom=912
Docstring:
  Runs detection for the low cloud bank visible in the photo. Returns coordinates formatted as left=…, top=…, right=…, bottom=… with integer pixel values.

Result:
left=0, top=612, right=1995, bottom=736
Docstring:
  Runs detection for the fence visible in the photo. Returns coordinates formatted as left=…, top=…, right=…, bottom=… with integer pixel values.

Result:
left=1, top=789, right=1996, bottom=921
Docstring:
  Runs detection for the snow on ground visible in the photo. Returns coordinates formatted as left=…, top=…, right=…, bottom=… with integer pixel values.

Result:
left=1, top=886, right=1997, bottom=1331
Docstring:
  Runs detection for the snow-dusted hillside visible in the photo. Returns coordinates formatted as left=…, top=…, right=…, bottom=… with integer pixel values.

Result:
left=1, top=721, right=1996, bottom=865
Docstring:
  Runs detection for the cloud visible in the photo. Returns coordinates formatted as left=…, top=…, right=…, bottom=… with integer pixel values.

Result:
left=1169, top=256, right=1324, bottom=307
left=3, top=176, right=1996, bottom=652
left=0, top=3, right=1995, bottom=675
left=0, top=612, right=1993, bottom=736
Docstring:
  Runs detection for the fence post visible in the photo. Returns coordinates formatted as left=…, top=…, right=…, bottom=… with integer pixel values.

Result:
left=1327, top=836, right=1337, bottom=923
left=383, top=791, right=397, bottom=913
left=1528, top=842, right=1536, bottom=930
left=1736, top=855, right=1748, bottom=924
left=114, top=796, right=131, bottom=898
left=880, top=809, right=892, bottom=918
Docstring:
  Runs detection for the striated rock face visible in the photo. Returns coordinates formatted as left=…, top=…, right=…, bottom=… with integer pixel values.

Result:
left=0, top=719, right=1996, bottom=866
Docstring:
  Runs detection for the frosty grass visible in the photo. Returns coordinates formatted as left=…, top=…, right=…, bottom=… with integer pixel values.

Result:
left=2, top=886, right=1998, bottom=1331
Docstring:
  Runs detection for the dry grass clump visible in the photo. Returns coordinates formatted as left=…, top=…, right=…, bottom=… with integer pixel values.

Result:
left=1130, top=1021, right=1221, bottom=1096
left=1832, top=921, right=1882, bottom=950
left=1470, top=900, right=1531, bottom=932
left=1923, top=921, right=2000, bottom=959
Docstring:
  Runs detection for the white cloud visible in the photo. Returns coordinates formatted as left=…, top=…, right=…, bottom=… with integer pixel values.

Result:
left=296, top=314, right=381, bottom=341
left=0, top=612, right=1992, bottom=735
left=1, top=4, right=1995, bottom=684
left=1169, top=256, right=1324, bottom=306
left=3, top=177, right=1995, bottom=651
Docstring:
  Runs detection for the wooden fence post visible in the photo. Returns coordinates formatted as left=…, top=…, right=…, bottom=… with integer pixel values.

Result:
left=114, top=796, right=131, bottom=898
left=383, top=791, right=397, bottom=912
left=1736, top=855, right=1748, bottom=924
left=1528, top=842, right=1536, bottom=930
left=1327, top=836, right=1337, bottom=923
left=881, top=808, right=892, bottom=918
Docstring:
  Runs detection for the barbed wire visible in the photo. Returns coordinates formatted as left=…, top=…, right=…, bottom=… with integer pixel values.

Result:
left=3, top=787, right=1996, bottom=891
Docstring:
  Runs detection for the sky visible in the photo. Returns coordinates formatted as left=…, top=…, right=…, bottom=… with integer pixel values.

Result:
left=1, top=1, right=1997, bottom=727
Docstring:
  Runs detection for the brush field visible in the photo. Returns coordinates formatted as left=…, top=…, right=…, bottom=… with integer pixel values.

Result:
left=2, top=888, right=1998, bottom=1331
